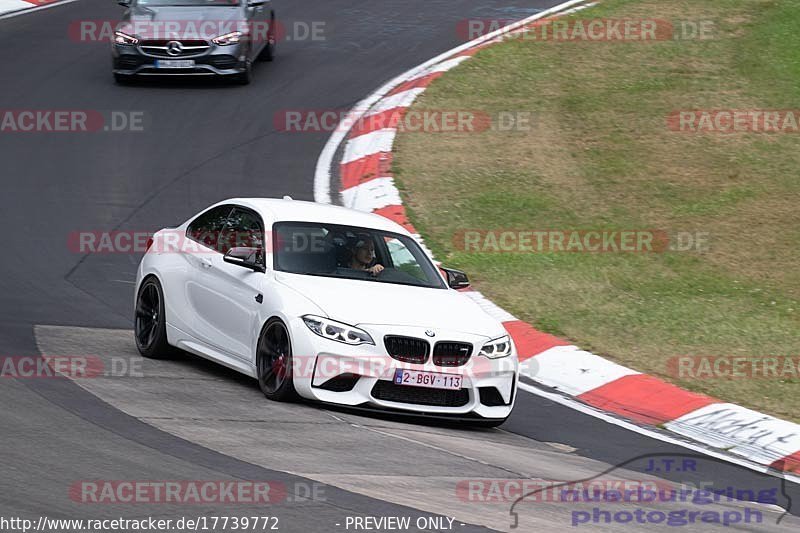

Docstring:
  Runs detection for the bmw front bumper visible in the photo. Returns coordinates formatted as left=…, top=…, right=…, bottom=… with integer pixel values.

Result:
left=288, top=319, right=519, bottom=421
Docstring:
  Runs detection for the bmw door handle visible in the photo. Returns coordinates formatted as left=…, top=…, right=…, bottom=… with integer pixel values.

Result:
left=199, top=258, right=213, bottom=269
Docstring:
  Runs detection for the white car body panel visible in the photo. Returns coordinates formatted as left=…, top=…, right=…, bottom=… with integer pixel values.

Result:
left=136, top=198, right=519, bottom=421
left=274, top=272, right=502, bottom=335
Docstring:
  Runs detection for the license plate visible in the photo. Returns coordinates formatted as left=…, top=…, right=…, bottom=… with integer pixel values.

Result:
left=154, top=60, right=195, bottom=69
left=393, top=369, right=462, bottom=390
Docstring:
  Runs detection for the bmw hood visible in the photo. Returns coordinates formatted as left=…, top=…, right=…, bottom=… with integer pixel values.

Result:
left=276, top=273, right=505, bottom=338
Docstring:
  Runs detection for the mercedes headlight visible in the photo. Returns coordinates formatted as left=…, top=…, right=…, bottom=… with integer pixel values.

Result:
left=302, top=315, right=374, bottom=346
left=213, top=31, right=243, bottom=45
left=114, top=31, right=139, bottom=45
left=479, top=335, right=512, bottom=359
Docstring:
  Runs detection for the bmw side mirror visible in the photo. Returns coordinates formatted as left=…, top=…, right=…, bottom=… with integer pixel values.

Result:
left=117, top=0, right=131, bottom=6
left=247, top=0, right=265, bottom=6
left=224, top=247, right=266, bottom=273
left=442, top=267, right=470, bottom=290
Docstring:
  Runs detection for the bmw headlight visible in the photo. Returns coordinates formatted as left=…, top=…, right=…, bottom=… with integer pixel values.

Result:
left=479, top=335, right=512, bottom=359
left=302, top=315, right=374, bottom=346
left=114, top=31, right=139, bottom=45
left=213, top=31, right=243, bottom=45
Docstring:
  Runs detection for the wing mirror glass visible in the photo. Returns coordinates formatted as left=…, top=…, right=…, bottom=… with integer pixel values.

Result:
left=224, top=247, right=266, bottom=273
left=441, top=267, right=470, bottom=290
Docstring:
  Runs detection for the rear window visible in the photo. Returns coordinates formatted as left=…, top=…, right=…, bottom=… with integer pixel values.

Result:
left=186, top=205, right=233, bottom=253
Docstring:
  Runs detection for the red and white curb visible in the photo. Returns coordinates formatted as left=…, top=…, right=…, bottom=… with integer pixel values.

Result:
left=0, top=0, right=71, bottom=19
left=314, top=1, right=800, bottom=479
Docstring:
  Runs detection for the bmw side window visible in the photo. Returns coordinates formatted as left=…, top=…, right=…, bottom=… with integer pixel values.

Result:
left=186, top=205, right=233, bottom=252
left=384, top=237, right=427, bottom=282
left=219, top=208, right=265, bottom=260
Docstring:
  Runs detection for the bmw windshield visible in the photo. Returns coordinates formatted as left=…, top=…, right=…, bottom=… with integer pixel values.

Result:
left=273, top=222, right=447, bottom=289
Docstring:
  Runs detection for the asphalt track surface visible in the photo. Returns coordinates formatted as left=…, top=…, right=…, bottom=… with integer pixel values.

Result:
left=1, top=1, right=799, bottom=531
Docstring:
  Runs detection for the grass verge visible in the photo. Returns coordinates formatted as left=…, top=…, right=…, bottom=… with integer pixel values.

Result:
left=392, top=0, right=800, bottom=422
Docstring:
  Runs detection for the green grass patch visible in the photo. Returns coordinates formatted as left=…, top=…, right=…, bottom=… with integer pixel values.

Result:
left=393, top=0, right=800, bottom=422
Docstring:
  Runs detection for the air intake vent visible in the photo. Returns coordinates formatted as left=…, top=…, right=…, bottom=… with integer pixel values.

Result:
left=384, top=336, right=429, bottom=364
left=317, top=373, right=360, bottom=392
left=208, top=55, right=238, bottom=69
left=433, top=342, right=472, bottom=367
left=139, top=39, right=210, bottom=58
left=372, top=381, right=469, bottom=407
left=116, top=56, right=141, bottom=69
left=479, top=387, right=506, bottom=406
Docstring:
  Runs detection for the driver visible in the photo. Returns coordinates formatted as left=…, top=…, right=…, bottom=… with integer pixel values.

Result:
left=350, top=235, right=384, bottom=276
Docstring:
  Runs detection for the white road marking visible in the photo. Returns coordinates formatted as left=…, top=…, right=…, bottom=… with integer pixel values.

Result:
left=362, top=88, right=426, bottom=118
left=517, top=381, right=800, bottom=486
left=0, top=0, right=33, bottom=14
left=340, top=177, right=402, bottom=212
left=341, top=128, right=396, bottom=166
left=665, top=403, right=800, bottom=467
left=0, top=0, right=78, bottom=20
left=522, top=345, right=640, bottom=396
left=314, top=0, right=589, bottom=204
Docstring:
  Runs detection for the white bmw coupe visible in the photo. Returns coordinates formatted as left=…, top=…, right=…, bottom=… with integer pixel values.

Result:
left=134, top=198, right=518, bottom=425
